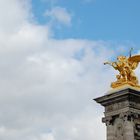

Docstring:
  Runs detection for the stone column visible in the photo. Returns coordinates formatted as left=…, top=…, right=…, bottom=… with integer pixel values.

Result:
left=123, top=112, right=134, bottom=140
left=94, top=87, right=140, bottom=140
left=107, top=124, right=114, bottom=140
left=103, top=117, right=114, bottom=140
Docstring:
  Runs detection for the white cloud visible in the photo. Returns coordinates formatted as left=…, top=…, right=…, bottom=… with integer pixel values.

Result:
left=40, top=133, right=55, bottom=140
left=0, top=0, right=138, bottom=140
left=0, top=0, right=31, bottom=34
left=45, top=6, right=72, bottom=26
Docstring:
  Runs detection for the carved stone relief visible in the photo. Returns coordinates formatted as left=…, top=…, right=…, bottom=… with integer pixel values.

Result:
left=134, top=117, right=140, bottom=139
left=114, top=117, right=124, bottom=140
left=105, top=101, right=129, bottom=112
left=103, top=112, right=139, bottom=140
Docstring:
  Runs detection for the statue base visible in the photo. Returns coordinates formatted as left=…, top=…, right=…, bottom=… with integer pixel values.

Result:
left=111, top=81, right=140, bottom=89
left=94, top=87, right=140, bottom=140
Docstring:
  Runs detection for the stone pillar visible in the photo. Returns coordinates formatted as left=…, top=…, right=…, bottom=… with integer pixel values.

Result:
left=94, top=87, right=140, bottom=140
left=104, top=117, right=114, bottom=140
left=123, top=112, right=134, bottom=140
left=107, top=124, right=114, bottom=140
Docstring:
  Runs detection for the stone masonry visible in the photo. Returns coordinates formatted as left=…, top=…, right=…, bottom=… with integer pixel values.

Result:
left=94, top=87, right=140, bottom=140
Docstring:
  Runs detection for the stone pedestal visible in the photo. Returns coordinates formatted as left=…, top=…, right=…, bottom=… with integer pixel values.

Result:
left=94, top=87, right=140, bottom=140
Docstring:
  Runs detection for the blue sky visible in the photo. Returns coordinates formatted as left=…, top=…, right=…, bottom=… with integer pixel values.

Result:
left=32, top=0, right=140, bottom=44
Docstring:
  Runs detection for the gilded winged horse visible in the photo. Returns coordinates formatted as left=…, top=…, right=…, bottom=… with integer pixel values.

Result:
left=104, top=48, right=140, bottom=88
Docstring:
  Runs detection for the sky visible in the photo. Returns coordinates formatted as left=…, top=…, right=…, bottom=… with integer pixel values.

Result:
left=0, top=0, right=140, bottom=140
left=32, top=0, right=140, bottom=43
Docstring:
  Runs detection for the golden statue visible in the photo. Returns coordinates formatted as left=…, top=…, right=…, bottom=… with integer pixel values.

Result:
left=104, top=48, right=140, bottom=88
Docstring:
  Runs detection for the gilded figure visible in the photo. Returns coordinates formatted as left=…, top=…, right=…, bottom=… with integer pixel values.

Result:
left=104, top=48, right=140, bottom=88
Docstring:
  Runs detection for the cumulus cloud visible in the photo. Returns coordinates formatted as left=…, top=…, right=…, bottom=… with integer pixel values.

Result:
left=45, top=6, right=72, bottom=26
left=0, top=0, right=31, bottom=34
left=0, top=0, right=136, bottom=140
